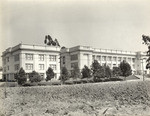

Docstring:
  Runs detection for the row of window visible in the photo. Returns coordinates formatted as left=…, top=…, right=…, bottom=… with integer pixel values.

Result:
left=3, top=55, right=20, bottom=65
left=3, top=57, right=9, bottom=64
left=4, top=54, right=57, bottom=65
left=25, top=54, right=57, bottom=61
left=3, top=63, right=57, bottom=72
left=102, top=63, right=135, bottom=69
left=25, top=64, right=57, bottom=70
left=3, top=64, right=20, bottom=72
left=71, top=54, right=78, bottom=61
left=93, top=55, right=135, bottom=62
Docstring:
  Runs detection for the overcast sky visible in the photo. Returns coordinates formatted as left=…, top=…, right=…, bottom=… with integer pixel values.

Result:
left=0, top=0, right=150, bottom=65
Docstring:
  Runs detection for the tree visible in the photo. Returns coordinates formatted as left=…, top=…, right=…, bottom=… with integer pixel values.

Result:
left=71, top=65, right=81, bottom=80
left=93, top=66, right=105, bottom=82
left=60, top=67, right=70, bottom=83
left=91, top=60, right=101, bottom=75
left=119, top=60, right=132, bottom=80
left=91, top=60, right=105, bottom=82
left=15, top=67, right=27, bottom=85
left=81, top=65, right=92, bottom=79
left=142, top=35, right=150, bottom=69
left=46, top=67, right=55, bottom=81
left=29, top=71, right=42, bottom=83
left=104, top=64, right=112, bottom=78
left=113, top=67, right=122, bottom=77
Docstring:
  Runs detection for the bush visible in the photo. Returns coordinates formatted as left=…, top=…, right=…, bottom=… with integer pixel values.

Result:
left=64, top=80, right=74, bottom=85
left=73, top=79, right=82, bottom=84
left=38, top=80, right=61, bottom=86
left=71, top=65, right=81, bottom=79
left=113, top=67, right=122, bottom=77
left=29, top=71, right=42, bottom=83
left=81, top=65, right=92, bottom=79
left=119, top=60, right=132, bottom=78
left=81, top=77, right=94, bottom=83
left=46, top=67, right=54, bottom=81
left=103, top=77, right=123, bottom=82
left=93, top=76, right=103, bottom=82
left=23, top=82, right=38, bottom=86
left=104, top=64, right=112, bottom=78
left=15, top=67, right=27, bottom=85
left=60, top=67, right=70, bottom=83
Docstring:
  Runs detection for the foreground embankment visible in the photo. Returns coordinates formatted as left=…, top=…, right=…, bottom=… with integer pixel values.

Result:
left=0, top=80, right=150, bottom=116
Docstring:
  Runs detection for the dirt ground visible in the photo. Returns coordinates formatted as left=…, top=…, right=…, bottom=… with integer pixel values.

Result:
left=0, top=80, right=150, bottom=116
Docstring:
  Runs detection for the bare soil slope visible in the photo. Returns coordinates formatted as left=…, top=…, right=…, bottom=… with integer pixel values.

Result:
left=0, top=80, right=150, bottom=116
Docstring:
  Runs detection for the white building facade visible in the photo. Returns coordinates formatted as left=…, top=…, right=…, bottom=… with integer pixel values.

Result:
left=60, top=46, right=148, bottom=75
left=2, top=43, right=61, bottom=81
left=2, top=44, right=148, bottom=81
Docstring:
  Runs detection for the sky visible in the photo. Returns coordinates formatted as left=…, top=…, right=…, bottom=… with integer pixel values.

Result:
left=0, top=0, right=150, bottom=66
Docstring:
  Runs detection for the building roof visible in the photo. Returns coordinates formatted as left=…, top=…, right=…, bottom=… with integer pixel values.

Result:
left=61, top=45, right=147, bottom=56
left=2, top=43, right=61, bottom=57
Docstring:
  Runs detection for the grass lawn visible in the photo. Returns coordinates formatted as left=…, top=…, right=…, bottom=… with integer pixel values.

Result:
left=0, top=80, right=150, bottom=116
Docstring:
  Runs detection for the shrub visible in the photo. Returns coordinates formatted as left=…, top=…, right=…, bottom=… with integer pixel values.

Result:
left=91, top=60, right=105, bottom=82
left=23, top=82, right=38, bottom=86
left=113, top=67, right=122, bottom=77
left=29, top=71, right=42, bottom=83
left=60, top=67, right=70, bottom=83
left=64, top=80, right=74, bottom=85
left=46, top=67, right=54, bottom=81
left=119, top=60, right=132, bottom=79
left=81, top=65, right=92, bottom=79
left=104, top=64, right=112, bottom=78
left=71, top=65, right=81, bottom=80
left=14, top=67, right=27, bottom=85
left=103, top=77, right=123, bottom=82
left=73, top=79, right=82, bottom=84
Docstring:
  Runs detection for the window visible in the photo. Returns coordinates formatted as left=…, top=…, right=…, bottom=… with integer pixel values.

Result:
left=39, top=64, right=44, bottom=70
left=3, top=58, right=6, bottom=65
left=123, top=57, right=126, bottom=61
left=39, top=54, right=44, bottom=61
left=25, top=63, right=33, bottom=70
left=63, top=56, right=65, bottom=64
left=128, top=58, right=131, bottom=62
left=118, top=57, right=121, bottom=62
left=14, top=64, right=19, bottom=71
left=14, top=54, right=19, bottom=61
left=6, top=57, right=9, bottom=62
left=25, top=54, right=33, bottom=60
left=92, top=55, right=95, bottom=61
left=71, top=62, right=78, bottom=68
left=49, top=55, right=56, bottom=61
left=4, top=67, right=6, bottom=72
left=113, top=64, right=117, bottom=67
left=71, top=54, right=78, bottom=61
left=113, top=57, right=117, bottom=61
left=107, top=56, right=111, bottom=61
left=49, top=64, right=56, bottom=70
left=132, top=58, right=135, bottom=63
left=102, top=56, right=106, bottom=61
left=97, top=56, right=101, bottom=61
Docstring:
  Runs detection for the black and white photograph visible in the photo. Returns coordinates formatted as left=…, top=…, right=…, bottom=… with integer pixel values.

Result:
left=0, top=0, right=150, bottom=115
